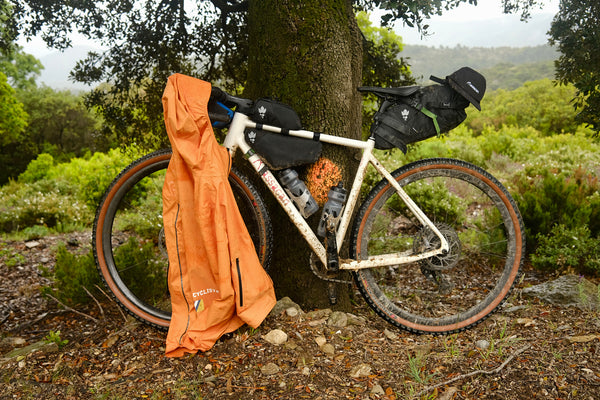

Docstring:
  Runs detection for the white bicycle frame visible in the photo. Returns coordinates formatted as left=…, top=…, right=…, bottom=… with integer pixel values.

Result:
left=223, top=112, right=449, bottom=271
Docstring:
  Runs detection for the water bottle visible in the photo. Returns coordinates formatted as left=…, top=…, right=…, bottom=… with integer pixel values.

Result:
left=278, top=169, right=319, bottom=218
left=317, top=183, right=347, bottom=237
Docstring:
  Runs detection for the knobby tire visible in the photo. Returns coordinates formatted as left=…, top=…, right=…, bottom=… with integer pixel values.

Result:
left=350, top=158, right=525, bottom=334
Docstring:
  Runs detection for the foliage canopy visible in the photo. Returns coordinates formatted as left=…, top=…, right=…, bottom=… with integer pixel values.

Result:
left=549, top=0, right=600, bottom=133
left=2, top=0, right=541, bottom=148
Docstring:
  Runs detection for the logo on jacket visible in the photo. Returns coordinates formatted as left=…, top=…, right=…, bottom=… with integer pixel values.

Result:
left=401, top=109, right=410, bottom=121
left=247, top=130, right=257, bottom=143
left=194, top=299, right=205, bottom=312
left=258, top=105, right=267, bottom=119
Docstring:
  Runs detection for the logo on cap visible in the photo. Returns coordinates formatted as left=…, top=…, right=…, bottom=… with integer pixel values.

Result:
left=466, top=81, right=480, bottom=94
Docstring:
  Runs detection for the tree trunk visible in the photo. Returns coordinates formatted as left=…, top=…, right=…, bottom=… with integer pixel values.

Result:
left=244, top=0, right=363, bottom=310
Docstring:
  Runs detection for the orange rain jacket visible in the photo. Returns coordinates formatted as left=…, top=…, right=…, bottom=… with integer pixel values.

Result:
left=162, top=74, right=276, bottom=357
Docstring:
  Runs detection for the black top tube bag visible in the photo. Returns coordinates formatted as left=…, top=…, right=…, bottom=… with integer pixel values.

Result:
left=245, top=98, right=322, bottom=170
left=371, top=67, right=486, bottom=153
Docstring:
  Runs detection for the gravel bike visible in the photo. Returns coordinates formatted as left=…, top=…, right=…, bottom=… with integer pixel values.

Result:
left=93, top=86, right=525, bottom=334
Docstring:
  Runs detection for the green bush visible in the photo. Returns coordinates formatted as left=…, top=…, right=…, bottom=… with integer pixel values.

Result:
left=532, top=224, right=600, bottom=274
left=18, top=153, right=55, bottom=183
left=0, top=179, right=90, bottom=233
left=113, top=237, right=168, bottom=307
left=46, top=148, right=140, bottom=208
left=0, top=147, right=141, bottom=235
left=466, top=80, right=580, bottom=136
left=514, top=166, right=600, bottom=250
left=46, top=244, right=101, bottom=306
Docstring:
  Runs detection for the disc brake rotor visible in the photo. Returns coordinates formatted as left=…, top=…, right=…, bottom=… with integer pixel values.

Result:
left=413, top=223, right=462, bottom=271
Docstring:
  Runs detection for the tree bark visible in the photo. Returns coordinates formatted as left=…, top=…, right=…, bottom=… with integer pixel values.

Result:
left=244, top=0, right=363, bottom=310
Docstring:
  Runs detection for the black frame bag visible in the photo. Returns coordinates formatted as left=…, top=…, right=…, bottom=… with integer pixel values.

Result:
left=246, top=98, right=322, bottom=170
left=251, top=98, right=303, bottom=130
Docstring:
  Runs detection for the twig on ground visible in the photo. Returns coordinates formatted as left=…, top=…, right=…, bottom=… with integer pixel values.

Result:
left=47, top=294, right=98, bottom=323
left=95, top=284, right=128, bottom=322
left=8, top=310, right=67, bottom=333
left=412, top=344, right=532, bottom=398
left=83, top=286, right=104, bottom=318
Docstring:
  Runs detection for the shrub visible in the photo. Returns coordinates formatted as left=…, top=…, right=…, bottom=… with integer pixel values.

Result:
left=532, top=224, right=600, bottom=275
left=514, top=166, right=600, bottom=249
left=0, top=180, right=91, bottom=233
left=466, top=80, right=580, bottom=136
left=0, top=147, right=141, bottom=235
left=46, top=244, right=101, bottom=306
left=18, top=153, right=55, bottom=183
left=113, top=237, right=168, bottom=306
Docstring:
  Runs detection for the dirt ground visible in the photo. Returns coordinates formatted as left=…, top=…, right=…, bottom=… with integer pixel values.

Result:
left=1, top=231, right=599, bottom=399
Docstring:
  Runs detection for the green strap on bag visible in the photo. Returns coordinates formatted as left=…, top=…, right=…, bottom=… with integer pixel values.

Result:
left=420, top=107, right=440, bottom=135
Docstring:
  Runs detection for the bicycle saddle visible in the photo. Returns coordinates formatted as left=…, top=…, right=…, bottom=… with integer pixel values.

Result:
left=358, top=86, right=420, bottom=99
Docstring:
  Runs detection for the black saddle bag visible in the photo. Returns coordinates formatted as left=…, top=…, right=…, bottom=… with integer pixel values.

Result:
left=371, top=67, right=486, bottom=153
left=246, top=98, right=321, bottom=170
left=372, top=84, right=469, bottom=153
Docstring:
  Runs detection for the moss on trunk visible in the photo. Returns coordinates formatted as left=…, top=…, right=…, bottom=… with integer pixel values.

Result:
left=244, top=0, right=363, bottom=310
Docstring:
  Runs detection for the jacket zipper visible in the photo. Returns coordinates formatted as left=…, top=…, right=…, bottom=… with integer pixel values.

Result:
left=174, top=204, right=190, bottom=343
left=236, top=258, right=244, bottom=308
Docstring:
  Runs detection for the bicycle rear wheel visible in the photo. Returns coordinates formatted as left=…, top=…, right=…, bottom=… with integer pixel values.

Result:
left=350, top=158, right=524, bottom=334
left=93, top=149, right=272, bottom=330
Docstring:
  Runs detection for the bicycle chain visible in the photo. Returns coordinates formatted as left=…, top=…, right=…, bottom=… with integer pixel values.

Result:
left=309, top=253, right=353, bottom=284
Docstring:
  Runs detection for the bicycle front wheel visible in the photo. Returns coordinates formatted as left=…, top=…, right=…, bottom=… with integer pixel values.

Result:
left=350, top=158, right=524, bottom=334
left=93, top=149, right=272, bottom=330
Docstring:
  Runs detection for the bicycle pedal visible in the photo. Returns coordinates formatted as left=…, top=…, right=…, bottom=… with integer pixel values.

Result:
left=327, top=282, right=338, bottom=305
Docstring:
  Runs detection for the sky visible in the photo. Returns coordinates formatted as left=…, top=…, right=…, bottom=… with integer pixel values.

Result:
left=21, top=1, right=562, bottom=89
left=21, top=0, right=562, bottom=57
left=393, top=0, right=561, bottom=47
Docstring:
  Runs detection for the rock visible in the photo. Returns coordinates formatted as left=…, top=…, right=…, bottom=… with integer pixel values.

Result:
left=306, top=309, right=332, bottom=319
left=24, top=241, right=40, bottom=249
left=383, top=329, right=398, bottom=340
left=314, top=336, right=327, bottom=347
left=346, top=313, right=367, bottom=326
left=269, top=297, right=303, bottom=317
left=475, top=340, right=490, bottom=350
left=371, top=384, right=385, bottom=396
left=285, top=307, right=299, bottom=317
left=327, top=311, right=348, bottom=328
left=261, top=362, right=281, bottom=375
left=349, top=363, right=372, bottom=378
left=522, top=275, right=599, bottom=310
left=320, top=343, right=335, bottom=356
left=263, top=329, right=288, bottom=345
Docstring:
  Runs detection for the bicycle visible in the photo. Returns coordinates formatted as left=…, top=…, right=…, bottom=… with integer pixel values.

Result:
left=93, top=85, right=525, bottom=335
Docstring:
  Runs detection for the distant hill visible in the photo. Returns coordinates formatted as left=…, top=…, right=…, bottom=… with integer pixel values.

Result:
left=38, top=46, right=99, bottom=91
left=37, top=44, right=559, bottom=92
left=402, top=44, right=558, bottom=89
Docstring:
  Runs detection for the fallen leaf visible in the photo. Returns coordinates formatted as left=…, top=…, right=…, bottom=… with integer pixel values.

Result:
left=567, top=334, right=599, bottom=343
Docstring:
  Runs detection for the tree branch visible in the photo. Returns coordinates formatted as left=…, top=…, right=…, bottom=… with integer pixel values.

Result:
left=47, top=294, right=99, bottom=323
left=412, top=344, right=532, bottom=398
left=210, top=0, right=248, bottom=13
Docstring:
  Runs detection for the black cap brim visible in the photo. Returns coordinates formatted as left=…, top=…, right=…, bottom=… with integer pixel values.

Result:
left=448, top=78, right=481, bottom=111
